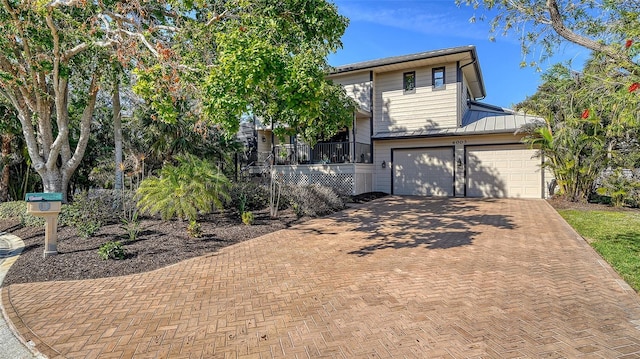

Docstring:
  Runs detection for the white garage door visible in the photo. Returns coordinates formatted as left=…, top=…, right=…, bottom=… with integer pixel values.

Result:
left=393, top=148, right=454, bottom=196
left=466, top=145, right=541, bottom=198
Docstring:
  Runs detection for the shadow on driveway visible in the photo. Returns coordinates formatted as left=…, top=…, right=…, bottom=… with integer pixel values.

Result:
left=299, top=196, right=516, bottom=256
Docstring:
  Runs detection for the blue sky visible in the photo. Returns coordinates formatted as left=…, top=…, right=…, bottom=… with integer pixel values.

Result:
left=327, top=0, right=590, bottom=109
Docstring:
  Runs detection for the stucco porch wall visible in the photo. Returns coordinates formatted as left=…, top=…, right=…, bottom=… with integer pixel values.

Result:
left=272, top=164, right=374, bottom=196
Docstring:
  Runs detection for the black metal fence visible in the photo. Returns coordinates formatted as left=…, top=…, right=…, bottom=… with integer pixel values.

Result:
left=269, top=141, right=372, bottom=165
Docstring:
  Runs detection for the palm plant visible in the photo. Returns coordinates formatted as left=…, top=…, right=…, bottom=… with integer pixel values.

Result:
left=136, top=154, right=230, bottom=234
left=523, top=116, right=606, bottom=201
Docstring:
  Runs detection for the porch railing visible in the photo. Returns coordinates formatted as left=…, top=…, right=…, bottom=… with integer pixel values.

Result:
left=271, top=141, right=371, bottom=165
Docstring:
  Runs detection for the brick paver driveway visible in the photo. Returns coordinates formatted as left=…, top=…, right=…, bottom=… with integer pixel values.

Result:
left=3, top=198, right=640, bottom=358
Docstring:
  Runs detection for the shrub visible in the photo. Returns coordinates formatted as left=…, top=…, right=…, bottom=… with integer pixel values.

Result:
left=98, top=241, right=126, bottom=260
left=136, top=154, right=230, bottom=223
left=283, top=184, right=344, bottom=217
left=120, top=211, right=141, bottom=242
left=19, top=211, right=46, bottom=227
left=59, top=191, right=117, bottom=238
left=226, top=182, right=269, bottom=212
left=0, top=201, right=27, bottom=219
left=0, top=201, right=45, bottom=227
left=187, top=220, right=202, bottom=238
left=60, top=190, right=121, bottom=227
left=596, top=169, right=640, bottom=208
left=241, top=211, right=254, bottom=225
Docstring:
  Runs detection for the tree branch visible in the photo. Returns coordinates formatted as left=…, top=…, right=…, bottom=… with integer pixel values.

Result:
left=62, top=39, right=118, bottom=62
left=48, top=0, right=83, bottom=8
left=2, top=0, right=43, bottom=119
left=118, top=29, right=160, bottom=58
left=9, top=90, right=45, bottom=172
left=64, top=72, right=99, bottom=177
left=205, top=10, right=231, bottom=27
left=546, top=0, right=638, bottom=75
left=45, top=10, right=61, bottom=106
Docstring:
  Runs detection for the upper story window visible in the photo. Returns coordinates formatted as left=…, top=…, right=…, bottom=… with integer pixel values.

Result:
left=403, top=71, right=416, bottom=94
left=432, top=67, right=445, bottom=89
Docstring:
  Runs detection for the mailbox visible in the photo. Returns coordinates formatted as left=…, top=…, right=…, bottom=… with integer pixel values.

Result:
left=25, top=192, right=63, bottom=258
left=26, top=192, right=62, bottom=214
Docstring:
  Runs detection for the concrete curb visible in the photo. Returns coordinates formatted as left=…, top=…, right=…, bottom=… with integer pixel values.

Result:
left=0, top=232, right=46, bottom=359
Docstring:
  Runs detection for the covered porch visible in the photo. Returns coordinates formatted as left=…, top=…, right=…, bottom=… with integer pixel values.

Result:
left=252, top=107, right=372, bottom=166
left=270, top=141, right=372, bottom=165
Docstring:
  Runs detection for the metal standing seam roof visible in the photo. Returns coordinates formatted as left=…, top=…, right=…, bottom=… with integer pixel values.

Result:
left=371, top=107, right=544, bottom=140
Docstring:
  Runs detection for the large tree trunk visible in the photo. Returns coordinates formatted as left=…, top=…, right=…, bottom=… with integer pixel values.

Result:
left=0, top=5, right=106, bottom=202
left=11, top=73, right=100, bottom=202
left=40, top=169, right=64, bottom=194
left=0, top=134, right=11, bottom=202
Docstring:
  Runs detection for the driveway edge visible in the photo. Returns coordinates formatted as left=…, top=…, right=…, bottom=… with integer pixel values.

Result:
left=542, top=200, right=640, bottom=299
left=0, top=232, right=47, bottom=359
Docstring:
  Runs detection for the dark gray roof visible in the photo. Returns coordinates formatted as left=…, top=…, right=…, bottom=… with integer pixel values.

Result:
left=331, top=45, right=477, bottom=74
left=372, top=103, right=543, bottom=140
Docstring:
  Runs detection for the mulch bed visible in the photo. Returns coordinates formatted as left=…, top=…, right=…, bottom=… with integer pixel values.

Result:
left=546, top=196, right=637, bottom=212
left=1, top=192, right=389, bottom=286
left=0, top=209, right=302, bottom=286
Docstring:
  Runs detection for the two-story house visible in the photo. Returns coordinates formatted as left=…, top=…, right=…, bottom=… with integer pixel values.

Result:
left=253, top=45, right=549, bottom=198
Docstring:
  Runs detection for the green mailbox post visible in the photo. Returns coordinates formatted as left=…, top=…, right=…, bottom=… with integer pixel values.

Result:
left=25, top=192, right=63, bottom=258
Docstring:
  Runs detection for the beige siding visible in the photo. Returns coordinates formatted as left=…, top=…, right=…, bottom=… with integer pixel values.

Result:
left=332, top=72, right=372, bottom=113
left=257, top=130, right=271, bottom=155
left=354, top=164, right=374, bottom=195
left=458, top=76, right=470, bottom=127
left=374, top=63, right=458, bottom=134
left=355, top=117, right=371, bottom=145
left=373, top=133, right=529, bottom=194
left=257, top=131, right=291, bottom=155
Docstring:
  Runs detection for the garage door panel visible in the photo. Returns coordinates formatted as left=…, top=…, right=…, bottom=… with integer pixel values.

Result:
left=466, top=145, right=541, bottom=198
left=394, top=148, right=454, bottom=196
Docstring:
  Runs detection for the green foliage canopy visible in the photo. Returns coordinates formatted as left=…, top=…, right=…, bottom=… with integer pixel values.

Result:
left=132, top=0, right=356, bottom=145
left=0, top=0, right=355, bottom=196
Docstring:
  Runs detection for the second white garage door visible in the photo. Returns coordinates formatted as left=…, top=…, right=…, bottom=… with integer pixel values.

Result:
left=393, top=147, right=454, bottom=196
left=466, top=145, right=541, bottom=198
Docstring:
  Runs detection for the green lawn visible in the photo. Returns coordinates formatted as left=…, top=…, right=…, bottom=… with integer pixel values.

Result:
left=558, top=209, right=640, bottom=292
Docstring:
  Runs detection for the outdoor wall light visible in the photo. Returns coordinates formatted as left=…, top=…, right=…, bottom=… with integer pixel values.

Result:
left=381, top=160, right=386, bottom=169
left=456, top=157, right=463, bottom=168
left=261, top=136, right=266, bottom=143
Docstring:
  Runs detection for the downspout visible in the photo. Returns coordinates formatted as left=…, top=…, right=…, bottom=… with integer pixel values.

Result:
left=459, top=57, right=486, bottom=101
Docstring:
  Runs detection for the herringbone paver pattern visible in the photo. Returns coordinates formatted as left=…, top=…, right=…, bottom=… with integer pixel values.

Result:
left=3, top=198, right=640, bottom=358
